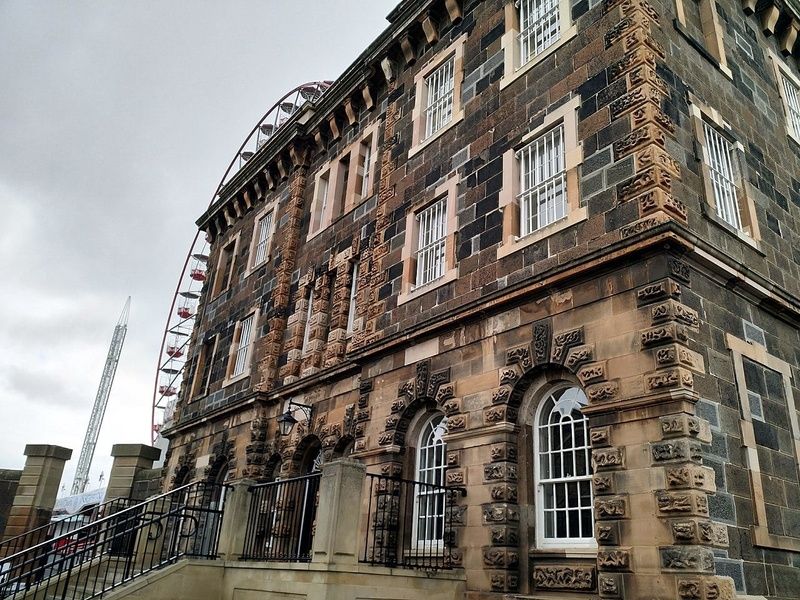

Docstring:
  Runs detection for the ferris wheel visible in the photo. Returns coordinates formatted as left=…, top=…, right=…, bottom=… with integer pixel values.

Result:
left=151, top=81, right=333, bottom=444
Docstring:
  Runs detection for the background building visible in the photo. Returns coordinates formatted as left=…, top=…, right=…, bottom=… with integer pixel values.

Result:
left=159, top=0, right=800, bottom=597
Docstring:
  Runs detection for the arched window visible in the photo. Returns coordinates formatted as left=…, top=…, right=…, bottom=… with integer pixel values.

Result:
left=534, top=386, right=594, bottom=548
left=413, top=414, right=447, bottom=548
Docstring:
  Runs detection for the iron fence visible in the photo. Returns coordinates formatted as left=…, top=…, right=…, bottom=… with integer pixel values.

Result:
left=361, top=473, right=465, bottom=571
left=0, top=481, right=228, bottom=600
left=241, top=473, right=321, bottom=562
left=0, top=497, right=135, bottom=560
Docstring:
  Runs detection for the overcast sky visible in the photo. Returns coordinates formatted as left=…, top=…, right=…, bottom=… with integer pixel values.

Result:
left=0, top=1, right=395, bottom=495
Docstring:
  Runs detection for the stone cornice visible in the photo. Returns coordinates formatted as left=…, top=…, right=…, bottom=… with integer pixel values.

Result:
left=163, top=221, right=800, bottom=437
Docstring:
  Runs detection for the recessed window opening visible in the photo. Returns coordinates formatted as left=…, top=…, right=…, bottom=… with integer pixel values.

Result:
left=413, top=414, right=447, bottom=549
left=231, top=314, right=254, bottom=377
left=253, top=210, right=274, bottom=267
left=781, top=74, right=800, bottom=139
left=535, top=386, right=594, bottom=547
left=415, top=197, right=447, bottom=287
left=519, top=0, right=561, bottom=65
left=702, top=121, right=741, bottom=230
left=346, top=261, right=359, bottom=335
left=425, top=56, right=455, bottom=139
left=517, top=124, right=566, bottom=236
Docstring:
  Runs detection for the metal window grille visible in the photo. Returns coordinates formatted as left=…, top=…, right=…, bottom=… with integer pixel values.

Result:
left=424, top=57, right=455, bottom=139
left=517, top=124, right=566, bottom=236
left=781, top=74, right=800, bottom=139
left=232, top=314, right=254, bottom=376
left=415, top=198, right=447, bottom=287
left=301, top=289, right=314, bottom=354
left=536, top=387, right=594, bottom=546
left=413, top=415, right=447, bottom=548
left=360, top=142, right=372, bottom=198
left=318, top=176, right=329, bottom=225
left=518, top=0, right=561, bottom=65
left=253, top=211, right=273, bottom=266
left=702, top=122, right=741, bottom=230
left=346, top=261, right=359, bottom=334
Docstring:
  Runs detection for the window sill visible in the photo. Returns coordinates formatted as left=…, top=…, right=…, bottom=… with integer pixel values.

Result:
left=222, top=372, right=250, bottom=388
left=246, top=257, right=272, bottom=279
left=529, top=546, right=597, bottom=558
left=408, top=111, right=465, bottom=159
left=398, top=268, right=458, bottom=306
left=499, top=26, right=578, bottom=92
left=701, top=202, right=764, bottom=255
left=497, top=206, right=587, bottom=260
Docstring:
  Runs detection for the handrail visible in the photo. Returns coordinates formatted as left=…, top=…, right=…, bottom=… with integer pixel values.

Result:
left=1, top=480, right=202, bottom=563
left=0, top=496, right=134, bottom=558
left=0, top=480, right=229, bottom=600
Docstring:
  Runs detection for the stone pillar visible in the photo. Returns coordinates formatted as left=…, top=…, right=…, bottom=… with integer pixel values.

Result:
left=105, top=444, right=161, bottom=501
left=311, top=458, right=366, bottom=565
left=2, top=445, right=72, bottom=543
left=216, top=480, right=254, bottom=561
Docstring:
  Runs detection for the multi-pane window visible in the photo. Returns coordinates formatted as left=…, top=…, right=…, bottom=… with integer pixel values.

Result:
left=301, top=289, right=314, bottom=354
left=518, top=125, right=566, bottom=236
left=317, top=174, right=330, bottom=227
left=519, top=0, right=561, bottom=65
left=414, top=414, right=447, bottom=548
left=231, top=314, right=254, bottom=378
left=252, top=210, right=274, bottom=267
left=702, top=122, right=741, bottom=230
left=535, top=387, right=594, bottom=547
left=781, top=74, right=800, bottom=139
left=415, top=198, right=447, bottom=287
left=346, top=261, right=359, bottom=335
left=424, top=57, right=455, bottom=139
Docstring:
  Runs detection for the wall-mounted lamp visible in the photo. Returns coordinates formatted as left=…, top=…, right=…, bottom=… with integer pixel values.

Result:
left=277, top=400, right=313, bottom=436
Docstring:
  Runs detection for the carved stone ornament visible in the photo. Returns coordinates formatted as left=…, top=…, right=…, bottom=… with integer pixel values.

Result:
left=483, top=548, right=519, bottom=568
left=533, top=566, right=595, bottom=590
left=597, top=549, right=631, bottom=570
left=592, top=447, right=625, bottom=471
left=660, top=546, right=714, bottom=572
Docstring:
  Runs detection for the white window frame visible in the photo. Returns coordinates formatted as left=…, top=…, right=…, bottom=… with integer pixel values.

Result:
left=415, top=197, right=448, bottom=288
left=412, top=414, right=447, bottom=551
left=701, top=120, right=742, bottom=230
left=518, top=0, right=562, bottom=66
left=399, top=176, right=459, bottom=305
left=409, top=35, right=467, bottom=157
left=346, top=261, right=359, bottom=336
left=424, top=56, right=456, bottom=140
left=359, top=140, right=373, bottom=199
left=533, top=386, right=595, bottom=549
left=224, top=309, right=258, bottom=385
left=517, top=124, right=567, bottom=236
left=211, top=234, right=240, bottom=298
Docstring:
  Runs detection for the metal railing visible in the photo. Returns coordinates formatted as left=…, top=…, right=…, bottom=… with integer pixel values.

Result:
left=0, top=481, right=228, bottom=600
left=241, top=473, right=321, bottom=562
left=361, top=473, right=465, bottom=571
left=0, top=497, right=135, bottom=560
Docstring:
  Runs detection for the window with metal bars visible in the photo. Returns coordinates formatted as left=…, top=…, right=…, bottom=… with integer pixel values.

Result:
left=518, top=0, right=561, bottom=66
left=413, top=414, right=447, bottom=548
left=346, top=261, right=359, bottom=335
left=424, top=56, right=455, bottom=139
left=781, top=74, right=800, bottom=140
left=517, top=124, right=567, bottom=236
left=359, top=139, right=373, bottom=199
left=415, top=198, right=447, bottom=287
left=231, top=314, right=254, bottom=378
left=252, top=210, right=274, bottom=267
left=702, top=121, right=741, bottom=230
left=535, top=387, right=594, bottom=547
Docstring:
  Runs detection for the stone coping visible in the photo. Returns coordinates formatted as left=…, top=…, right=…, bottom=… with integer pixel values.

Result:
left=23, top=445, right=72, bottom=460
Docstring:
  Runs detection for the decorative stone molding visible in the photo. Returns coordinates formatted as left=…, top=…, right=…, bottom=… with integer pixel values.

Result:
left=533, top=565, right=596, bottom=590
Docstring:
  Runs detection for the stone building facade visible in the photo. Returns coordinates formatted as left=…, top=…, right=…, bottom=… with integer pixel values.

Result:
left=162, top=0, right=800, bottom=597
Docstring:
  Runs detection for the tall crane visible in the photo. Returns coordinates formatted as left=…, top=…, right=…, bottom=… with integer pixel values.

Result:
left=71, top=297, right=131, bottom=495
